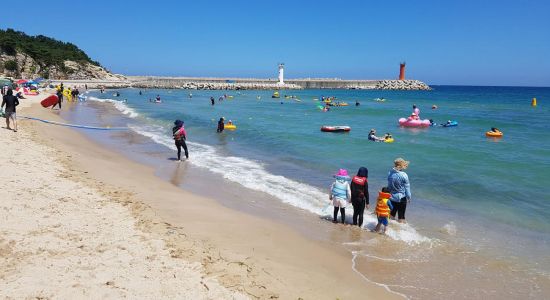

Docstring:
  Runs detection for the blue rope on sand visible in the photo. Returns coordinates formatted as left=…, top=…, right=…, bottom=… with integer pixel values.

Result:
left=20, top=116, right=129, bottom=131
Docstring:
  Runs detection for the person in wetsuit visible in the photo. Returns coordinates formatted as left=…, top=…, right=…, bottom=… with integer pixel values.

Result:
left=1, top=89, right=19, bottom=132
left=217, top=117, right=225, bottom=133
left=54, top=88, right=63, bottom=109
left=210, top=97, right=215, bottom=106
left=350, top=167, right=369, bottom=227
left=172, top=120, right=188, bottom=161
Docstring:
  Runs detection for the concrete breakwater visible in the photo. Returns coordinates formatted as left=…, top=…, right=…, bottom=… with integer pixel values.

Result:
left=375, top=80, right=431, bottom=90
left=129, top=77, right=302, bottom=90
left=51, top=77, right=431, bottom=90
left=127, top=76, right=431, bottom=90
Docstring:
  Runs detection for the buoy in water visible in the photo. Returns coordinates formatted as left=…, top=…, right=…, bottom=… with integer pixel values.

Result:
left=532, top=97, right=537, bottom=107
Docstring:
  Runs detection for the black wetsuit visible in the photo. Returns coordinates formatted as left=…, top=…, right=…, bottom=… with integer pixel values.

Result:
left=172, top=125, right=188, bottom=160
left=55, top=90, right=63, bottom=108
left=2, top=94, right=19, bottom=114
left=350, top=167, right=369, bottom=226
left=210, top=97, right=215, bottom=106
left=217, top=120, right=224, bottom=133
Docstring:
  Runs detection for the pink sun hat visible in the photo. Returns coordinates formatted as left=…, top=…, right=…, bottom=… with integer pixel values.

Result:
left=334, top=169, right=349, bottom=177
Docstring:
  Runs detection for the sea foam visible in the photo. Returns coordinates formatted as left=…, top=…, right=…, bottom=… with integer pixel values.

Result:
left=129, top=123, right=430, bottom=245
left=87, top=96, right=139, bottom=118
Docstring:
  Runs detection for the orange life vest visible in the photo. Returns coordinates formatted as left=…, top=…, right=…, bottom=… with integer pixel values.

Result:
left=375, top=191, right=392, bottom=217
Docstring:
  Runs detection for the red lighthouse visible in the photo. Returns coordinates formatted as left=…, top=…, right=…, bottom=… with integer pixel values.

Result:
left=399, top=62, right=406, bottom=80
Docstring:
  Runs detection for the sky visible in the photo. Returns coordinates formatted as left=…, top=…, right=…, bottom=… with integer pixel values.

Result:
left=2, top=0, right=550, bottom=86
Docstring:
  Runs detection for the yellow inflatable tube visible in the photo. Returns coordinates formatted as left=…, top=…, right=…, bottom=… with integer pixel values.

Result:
left=225, top=124, right=237, bottom=130
left=485, top=131, right=503, bottom=137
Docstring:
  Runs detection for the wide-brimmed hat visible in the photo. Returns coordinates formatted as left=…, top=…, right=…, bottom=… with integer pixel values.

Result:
left=334, top=169, right=349, bottom=177
left=394, top=158, right=410, bottom=170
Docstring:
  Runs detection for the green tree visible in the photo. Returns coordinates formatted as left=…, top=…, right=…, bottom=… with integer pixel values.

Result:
left=4, top=60, right=17, bottom=71
left=0, top=28, right=102, bottom=71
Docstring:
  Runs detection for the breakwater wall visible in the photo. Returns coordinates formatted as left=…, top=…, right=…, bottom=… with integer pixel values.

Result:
left=127, top=76, right=431, bottom=90
left=51, top=77, right=431, bottom=90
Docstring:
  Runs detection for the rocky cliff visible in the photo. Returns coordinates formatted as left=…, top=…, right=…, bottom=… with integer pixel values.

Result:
left=0, top=52, right=125, bottom=80
left=0, top=28, right=124, bottom=80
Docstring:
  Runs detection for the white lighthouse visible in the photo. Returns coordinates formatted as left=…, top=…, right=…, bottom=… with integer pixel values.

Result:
left=277, top=63, right=285, bottom=85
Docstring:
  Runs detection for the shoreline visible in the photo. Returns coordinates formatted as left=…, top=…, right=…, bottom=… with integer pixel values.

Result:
left=2, top=94, right=399, bottom=298
left=70, top=88, right=550, bottom=298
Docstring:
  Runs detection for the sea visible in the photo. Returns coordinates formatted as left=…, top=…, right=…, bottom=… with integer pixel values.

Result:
left=60, top=86, right=550, bottom=299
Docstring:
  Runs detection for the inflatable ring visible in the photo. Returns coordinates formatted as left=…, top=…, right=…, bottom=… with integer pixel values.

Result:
left=486, top=131, right=503, bottom=137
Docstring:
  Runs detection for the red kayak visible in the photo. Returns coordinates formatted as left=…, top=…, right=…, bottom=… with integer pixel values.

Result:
left=40, top=95, right=59, bottom=108
left=321, top=125, right=351, bottom=133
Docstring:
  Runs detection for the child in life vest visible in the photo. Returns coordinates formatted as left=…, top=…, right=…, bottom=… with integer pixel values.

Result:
left=329, top=169, right=351, bottom=224
left=374, top=187, right=394, bottom=234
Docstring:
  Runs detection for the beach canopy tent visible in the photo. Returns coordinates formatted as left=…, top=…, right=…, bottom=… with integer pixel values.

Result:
left=16, top=79, right=27, bottom=84
left=24, top=81, right=38, bottom=86
left=0, top=78, right=12, bottom=87
left=33, top=77, right=45, bottom=82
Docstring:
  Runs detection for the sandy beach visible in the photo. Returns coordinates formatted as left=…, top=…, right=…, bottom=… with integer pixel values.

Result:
left=0, top=92, right=398, bottom=299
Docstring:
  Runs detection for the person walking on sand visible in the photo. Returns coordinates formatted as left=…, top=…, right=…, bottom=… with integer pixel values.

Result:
left=54, top=88, right=63, bottom=109
left=387, top=158, right=412, bottom=223
left=1, top=89, right=19, bottom=132
left=350, top=167, right=369, bottom=227
left=172, top=120, right=188, bottom=161
left=329, top=169, right=351, bottom=224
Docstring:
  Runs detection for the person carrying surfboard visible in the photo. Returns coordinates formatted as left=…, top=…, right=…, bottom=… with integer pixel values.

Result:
left=54, top=89, right=63, bottom=109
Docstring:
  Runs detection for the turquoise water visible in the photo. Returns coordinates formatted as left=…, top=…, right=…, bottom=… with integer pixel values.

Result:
left=84, top=86, right=550, bottom=272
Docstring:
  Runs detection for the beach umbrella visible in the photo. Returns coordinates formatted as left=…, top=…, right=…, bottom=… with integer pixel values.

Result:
left=33, top=77, right=45, bottom=82
left=0, top=78, right=12, bottom=87
left=16, top=79, right=27, bottom=84
left=25, top=81, right=38, bottom=86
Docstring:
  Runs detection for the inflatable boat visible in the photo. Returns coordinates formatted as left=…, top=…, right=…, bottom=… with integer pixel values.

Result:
left=321, top=126, right=351, bottom=133
left=398, top=118, right=431, bottom=127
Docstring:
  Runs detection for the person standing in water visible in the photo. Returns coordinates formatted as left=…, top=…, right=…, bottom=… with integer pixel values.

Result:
left=172, top=120, right=188, bottom=161
left=210, top=97, right=215, bottom=106
left=350, top=167, right=369, bottom=227
left=329, top=169, right=351, bottom=224
left=374, top=187, right=393, bottom=234
left=387, top=158, right=411, bottom=223
left=217, top=117, right=225, bottom=133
